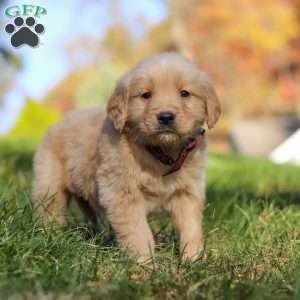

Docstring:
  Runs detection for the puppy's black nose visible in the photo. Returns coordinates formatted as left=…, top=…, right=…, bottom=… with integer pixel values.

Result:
left=157, top=111, right=175, bottom=125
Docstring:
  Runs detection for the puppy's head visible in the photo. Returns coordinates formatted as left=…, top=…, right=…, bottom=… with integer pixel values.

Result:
left=107, top=52, right=221, bottom=146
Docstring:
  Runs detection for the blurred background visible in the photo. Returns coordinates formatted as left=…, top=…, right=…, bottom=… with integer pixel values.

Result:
left=1, top=0, right=300, bottom=163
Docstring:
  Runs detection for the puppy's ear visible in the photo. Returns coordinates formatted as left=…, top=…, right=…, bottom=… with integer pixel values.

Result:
left=205, top=86, right=221, bottom=129
left=107, top=76, right=129, bottom=132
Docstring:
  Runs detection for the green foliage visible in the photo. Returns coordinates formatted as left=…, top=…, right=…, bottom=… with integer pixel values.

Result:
left=1, top=141, right=300, bottom=299
left=6, top=100, right=61, bottom=140
left=77, top=63, right=125, bottom=107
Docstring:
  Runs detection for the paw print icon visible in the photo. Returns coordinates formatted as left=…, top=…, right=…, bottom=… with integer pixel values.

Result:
left=5, top=16, right=44, bottom=48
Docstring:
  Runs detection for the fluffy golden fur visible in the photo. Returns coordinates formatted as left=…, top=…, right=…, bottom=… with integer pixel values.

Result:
left=32, top=52, right=221, bottom=261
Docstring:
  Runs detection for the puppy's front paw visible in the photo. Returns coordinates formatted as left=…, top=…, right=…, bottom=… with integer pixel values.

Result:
left=181, top=242, right=204, bottom=262
left=136, top=253, right=154, bottom=265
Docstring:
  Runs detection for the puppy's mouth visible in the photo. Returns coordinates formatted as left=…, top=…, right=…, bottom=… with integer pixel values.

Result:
left=154, top=125, right=205, bottom=146
left=155, top=126, right=180, bottom=143
left=156, top=123, right=178, bottom=133
left=129, top=121, right=203, bottom=147
left=157, top=128, right=177, bottom=135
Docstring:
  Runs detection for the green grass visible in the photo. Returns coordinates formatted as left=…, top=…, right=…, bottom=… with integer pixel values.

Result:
left=1, top=140, right=300, bottom=299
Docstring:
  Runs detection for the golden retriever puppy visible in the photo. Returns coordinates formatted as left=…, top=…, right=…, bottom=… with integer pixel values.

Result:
left=32, top=52, right=221, bottom=262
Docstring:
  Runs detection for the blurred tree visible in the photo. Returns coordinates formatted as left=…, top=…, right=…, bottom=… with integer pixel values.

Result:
left=45, top=0, right=300, bottom=119
left=76, top=63, right=124, bottom=107
left=0, top=50, right=19, bottom=107
left=102, top=24, right=134, bottom=64
left=44, top=68, right=93, bottom=112
left=46, top=6, right=174, bottom=110
left=44, top=64, right=125, bottom=110
left=135, top=20, right=175, bottom=60
left=0, top=0, right=22, bottom=108
left=169, top=0, right=299, bottom=117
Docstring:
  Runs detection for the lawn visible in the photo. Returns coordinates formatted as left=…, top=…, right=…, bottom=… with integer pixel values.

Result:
left=1, top=140, right=300, bottom=300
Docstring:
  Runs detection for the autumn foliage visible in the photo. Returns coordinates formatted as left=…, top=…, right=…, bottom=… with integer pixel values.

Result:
left=44, top=0, right=300, bottom=120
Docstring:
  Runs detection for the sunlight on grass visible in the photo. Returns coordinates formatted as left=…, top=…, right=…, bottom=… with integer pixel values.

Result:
left=1, top=140, right=300, bottom=299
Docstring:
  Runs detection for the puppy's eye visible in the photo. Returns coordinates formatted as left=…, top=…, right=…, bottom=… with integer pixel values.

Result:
left=141, top=91, right=152, bottom=100
left=180, top=90, right=190, bottom=98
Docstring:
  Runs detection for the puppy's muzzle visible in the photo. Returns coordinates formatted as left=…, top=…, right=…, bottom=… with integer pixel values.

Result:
left=157, top=111, right=175, bottom=126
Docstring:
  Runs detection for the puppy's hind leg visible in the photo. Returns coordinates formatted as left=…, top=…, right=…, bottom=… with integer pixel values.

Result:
left=32, top=146, right=68, bottom=225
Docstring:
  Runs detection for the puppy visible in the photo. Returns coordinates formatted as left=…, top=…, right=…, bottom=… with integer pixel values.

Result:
left=32, top=52, right=221, bottom=261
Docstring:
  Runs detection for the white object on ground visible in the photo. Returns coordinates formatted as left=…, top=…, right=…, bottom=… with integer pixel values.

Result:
left=270, top=128, right=300, bottom=166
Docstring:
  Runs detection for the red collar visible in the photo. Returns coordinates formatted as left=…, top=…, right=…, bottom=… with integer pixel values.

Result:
left=146, top=128, right=205, bottom=176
